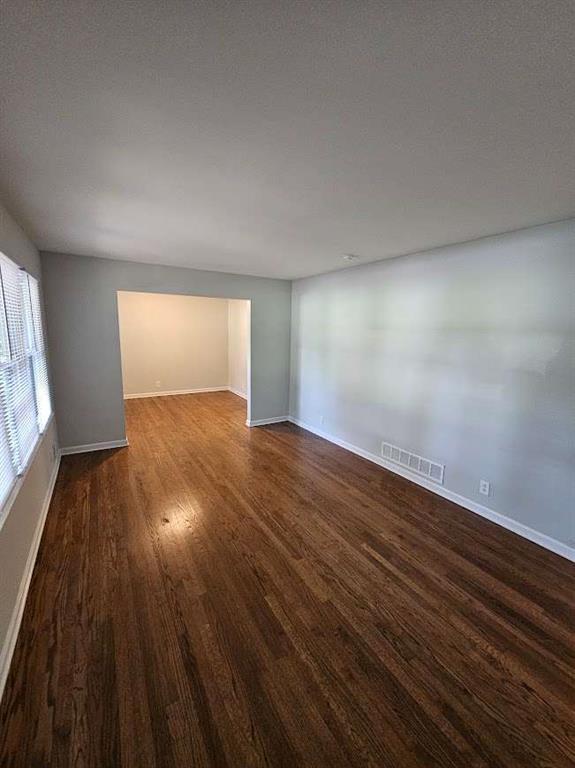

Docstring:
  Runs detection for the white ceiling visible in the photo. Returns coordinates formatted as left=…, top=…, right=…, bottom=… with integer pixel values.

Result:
left=1, top=1, right=574, bottom=279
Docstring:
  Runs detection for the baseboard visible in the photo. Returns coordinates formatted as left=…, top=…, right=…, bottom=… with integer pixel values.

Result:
left=228, top=387, right=247, bottom=400
left=288, top=417, right=575, bottom=563
left=124, top=386, right=229, bottom=399
left=0, top=453, right=61, bottom=704
left=60, top=438, right=129, bottom=456
left=246, top=416, right=289, bottom=427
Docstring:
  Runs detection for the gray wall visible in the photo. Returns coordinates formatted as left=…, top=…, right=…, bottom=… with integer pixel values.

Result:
left=290, top=220, right=575, bottom=547
left=41, top=252, right=291, bottom=447
left=0, top=203, right=59, bottom=687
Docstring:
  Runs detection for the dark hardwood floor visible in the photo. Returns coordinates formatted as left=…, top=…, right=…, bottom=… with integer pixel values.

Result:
left=1, top=392, right=574, bottom=767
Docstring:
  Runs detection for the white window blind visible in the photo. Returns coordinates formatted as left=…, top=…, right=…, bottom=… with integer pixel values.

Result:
left=0, top=252, right=52, bottom=510
left=27, top=276, right=52, bottom=431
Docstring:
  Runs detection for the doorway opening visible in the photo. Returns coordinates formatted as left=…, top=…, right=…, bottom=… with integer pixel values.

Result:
left=117, top=291, right=251, bottom=423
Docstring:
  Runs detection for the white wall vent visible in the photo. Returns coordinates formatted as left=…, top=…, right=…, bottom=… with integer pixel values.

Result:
left=381, top=441, right=444, bottom=485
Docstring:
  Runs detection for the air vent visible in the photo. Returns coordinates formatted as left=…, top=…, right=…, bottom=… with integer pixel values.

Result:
left=381, top=441, right=444, bottom=485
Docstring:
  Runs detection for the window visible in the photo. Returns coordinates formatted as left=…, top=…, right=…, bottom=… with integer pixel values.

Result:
left=0, top=251, right=52, bottom=510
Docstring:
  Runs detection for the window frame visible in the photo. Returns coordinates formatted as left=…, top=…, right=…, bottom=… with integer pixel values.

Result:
left=0, top=251, right=53, bottom=530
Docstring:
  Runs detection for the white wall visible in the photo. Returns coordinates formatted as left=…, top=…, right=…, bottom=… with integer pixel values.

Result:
left=118, top=292, right=229, bottom=396
left=0, top=203, right=60, bottom=699
left=290, top=220, right=575, bottom=551
left=228, top=299, right=250, bottom=399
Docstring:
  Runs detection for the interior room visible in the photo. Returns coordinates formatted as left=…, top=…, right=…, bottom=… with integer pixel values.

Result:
left=117, top=291, right=250, bottom=411
left=0, top=2, right=573, bottom=767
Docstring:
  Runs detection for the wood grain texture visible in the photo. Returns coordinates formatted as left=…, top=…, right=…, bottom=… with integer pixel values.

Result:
left=1, top=391, right=574, bottom=767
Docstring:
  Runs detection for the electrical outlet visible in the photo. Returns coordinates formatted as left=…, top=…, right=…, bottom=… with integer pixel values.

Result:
left=155, top=380, right=161, bottom=388
left=320, top=415, right=325, bottom=426
left=479, top=479, right=490, bottom=496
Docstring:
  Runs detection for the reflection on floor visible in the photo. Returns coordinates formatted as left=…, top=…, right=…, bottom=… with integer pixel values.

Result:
left=1, top=392, right=574, bottom=767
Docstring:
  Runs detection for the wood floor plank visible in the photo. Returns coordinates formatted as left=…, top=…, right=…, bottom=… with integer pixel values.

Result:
left=1, top=391, right=574, bottom=767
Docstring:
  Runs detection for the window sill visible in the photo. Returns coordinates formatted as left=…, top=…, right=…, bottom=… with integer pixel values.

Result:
left=0, top=414, right=56, bottom=533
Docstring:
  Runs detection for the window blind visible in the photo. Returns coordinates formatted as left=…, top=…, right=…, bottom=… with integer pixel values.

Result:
left=0, top=252, right=52, bottom=510
left=27, top=275, right=52, bottom=431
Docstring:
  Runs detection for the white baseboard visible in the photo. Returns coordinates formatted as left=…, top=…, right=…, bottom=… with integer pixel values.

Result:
left=288, top=417, right=575, bottom=563
left=0, top=453, right=61, bottom=704
left=228, top=387, right=247, bottom=400
left=246, top=416, right=289, bottom=427
left=124, top=386, right=229, bottom=399
left=60, top=438, right=129, bottom=456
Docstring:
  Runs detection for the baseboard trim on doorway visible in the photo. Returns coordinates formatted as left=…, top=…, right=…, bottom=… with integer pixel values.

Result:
left=246, top=416, right=289, bottom=427
left=124, top=386, right=229, bottom=399
left=228, top=387, right=247, bottom=400
left=60, top=439, right=129, bottom=456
